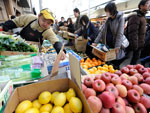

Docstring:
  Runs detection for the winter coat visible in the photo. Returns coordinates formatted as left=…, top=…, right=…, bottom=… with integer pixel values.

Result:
left=74, top=16, right=81, bottom=31
left=67, top=23, right=75, bottom=33
left=126, top=10, right=146, bottom=50
left=77, top=21, right=99, bottom=43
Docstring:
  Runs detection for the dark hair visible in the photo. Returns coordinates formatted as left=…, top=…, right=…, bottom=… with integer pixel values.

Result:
left=16, top=11, right=21, bottom=16
left=138, top=0, right=148, bottom=9
left=80, top=15, right=89, bottom=26
left=73, top=8, right=80, bottom=14
left=105, top=2, right=117, bottom=16
left=11, top=15, right=16, bottom=19
left=67, top=18, right=73, bottom=24
left=61, top=17, right=64, bottom=19
left=64, top=21, right=67, bottom=24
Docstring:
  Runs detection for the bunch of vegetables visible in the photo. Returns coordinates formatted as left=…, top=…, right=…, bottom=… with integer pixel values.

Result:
left=0, top=34, right=38, bottom=52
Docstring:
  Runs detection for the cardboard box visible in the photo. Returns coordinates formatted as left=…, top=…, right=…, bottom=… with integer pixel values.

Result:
left=0, top=81, right=13, bottom=113
left=75, top=37, right=88, bottom=52
left=0, top=51, right=37, bottom=56
left=63, top=31, right=75, bottom=39
left=92, top=46, right=117, bottom=61
left=4, top=79, right=91, bottom=113
left=4, top=51, right=92, bottom=113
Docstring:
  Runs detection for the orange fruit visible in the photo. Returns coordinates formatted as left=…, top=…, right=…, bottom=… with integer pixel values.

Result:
left=80, top=58, right=84, bottom=63
left=97, top=60, right=102, bottom=65
left=92, top=58, right=96, bottom=61
left=102, top=62, right=105, bottom=65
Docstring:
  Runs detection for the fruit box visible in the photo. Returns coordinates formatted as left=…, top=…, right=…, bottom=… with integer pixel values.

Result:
left=0, top=81, right=13, bottom=113
left=4, top=54, right=92, bottom=113
left=92, top=46, right=118, bottom=62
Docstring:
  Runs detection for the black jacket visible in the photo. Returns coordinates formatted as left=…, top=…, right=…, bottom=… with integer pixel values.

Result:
left=67, top=23, right=75, bottom=33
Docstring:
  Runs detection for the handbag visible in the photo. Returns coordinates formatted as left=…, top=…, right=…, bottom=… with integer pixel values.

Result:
left=121, top=35, right=129, bottom=48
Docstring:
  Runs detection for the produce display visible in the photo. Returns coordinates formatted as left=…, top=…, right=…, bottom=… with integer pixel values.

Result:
left=82, top=64, right=150, bottom=113
left=15, top=88, right=83, bottom=113
left=0, top=34, right=38, bottom=52
left=80, top=58, right=105, bottom=69
left=80, top=58, right=117, bottom=74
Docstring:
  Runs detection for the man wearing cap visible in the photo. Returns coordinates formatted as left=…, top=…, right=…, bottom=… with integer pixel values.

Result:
left=0, top=9, right=65, bottom=59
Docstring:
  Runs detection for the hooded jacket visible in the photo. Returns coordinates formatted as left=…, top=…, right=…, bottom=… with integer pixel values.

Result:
left=126, top=10, right=146, bottom=50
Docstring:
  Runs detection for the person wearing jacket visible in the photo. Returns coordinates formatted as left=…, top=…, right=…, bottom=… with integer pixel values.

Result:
left=126, top=0, right=149, bottom=65
left=0, top=8, right=66, bottom=60
left=93, top=2, right=125, bottom=69
left=73, top=8, right=81, bottom=34
left=76, top=15, right=99, bottom=55
left=67, top=18, right=75, bottom=33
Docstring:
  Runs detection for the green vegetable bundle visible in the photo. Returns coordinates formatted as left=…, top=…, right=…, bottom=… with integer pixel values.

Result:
left=0, top=34, right=38, bottom=52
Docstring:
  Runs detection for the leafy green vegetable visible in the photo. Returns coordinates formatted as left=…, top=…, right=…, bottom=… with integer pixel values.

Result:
left=0, top=34, right=38, bottom=52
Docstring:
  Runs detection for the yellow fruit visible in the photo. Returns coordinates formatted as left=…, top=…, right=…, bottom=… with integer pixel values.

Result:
left=69, top=97, right=82, bottom=113
left=51, top=106, right=64, bottom=113
left=51, top=92, right=60, bottom=103
left=24, top=108, right=39, bottom=113
left=40, top=104, right=53, bottom=113
left=66, top=88, right=76, bottom=101
left=64, top=104, right=73, bottom=113
left=32, top=100, right=41, bottom=109
left=15, top=100, right=32, bottom=113
left=38, top=91, right=51, bottom=104
left=40, top=112, right=49, bottom=113
left=54, top=93, right=66, bottom=106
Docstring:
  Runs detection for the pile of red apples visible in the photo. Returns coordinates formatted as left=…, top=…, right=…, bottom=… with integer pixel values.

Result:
left=82, top=64, right=150, bottom=113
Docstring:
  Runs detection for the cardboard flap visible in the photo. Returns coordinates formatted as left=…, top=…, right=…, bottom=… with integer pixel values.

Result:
left=50, top=45, right=64, bottom=80
left=69, top=54, right=81, bottom=89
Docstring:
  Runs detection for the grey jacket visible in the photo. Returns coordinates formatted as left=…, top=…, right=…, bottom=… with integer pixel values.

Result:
left=94, top=12, right=125, bottom=59
left=74, top=15, right=81, bottom=31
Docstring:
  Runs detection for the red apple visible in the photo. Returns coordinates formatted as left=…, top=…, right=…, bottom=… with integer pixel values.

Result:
left=121, top=67, right=129, bottom=74
left=94, top=74, right=101, bottom=80
left=140, top=83, right=150, bottom=94
left=122, top=79, right=133, bottom=90
left=147, top=68, right=150, bottom=73
left=125, top=106, right=135, bottom=113
left=98, top=91, right=115, bottom=109
left=84, top=88, right=96, bottom=99
left=84, top=76, right=93, bottom=87
left=135, top=64, right=144, bottom=70
left=138, top=67, right=148, bottom=74
left=111, top=74, right=119, bottom=78
left=92, top=80, right=106, bottom=92
left=106, top=85, right=119, bottom=98
left=115, top=70, right=122, bottom=76
left=100, top=107, right=110, bottom=113
left=120, top=73, right=129, bottom=80
left=129, top=76, right=138, bottom=85
left=134, top=103, right=147, bottom=113
left=133, top=85, right=144, bottom=96
left=129, top=69, right=138, bottom=76
left=144, top=77, right=150, bottom=85
left=133, top=73, right=143, bottom=82
left=82, top=84, right=87, bottom=93
left=140, top=96, right=150, bottom=109
left=101, top=73, right=111, bottom=84
left=127, top=89, right=140, bottom=103
left=111, top=76, right=122, bottom=85
left=127, top=65, right=134, bottom=70
left=106, top=83, right=114, bottom=87
left=87, top=96, right=102, bottom=113
left=117, top=97, right=126, bottom=109
left=143, top=72, right=150, bottom=79
left=112, top=102, right=126, bottom=113
left=123, top=98, right=129, bottom=106
left=116, top=84, right=127, bottom=98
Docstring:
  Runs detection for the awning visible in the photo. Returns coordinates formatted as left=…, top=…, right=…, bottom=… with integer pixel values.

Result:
left=17, top=0, right=30, bottom=8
